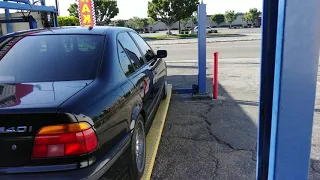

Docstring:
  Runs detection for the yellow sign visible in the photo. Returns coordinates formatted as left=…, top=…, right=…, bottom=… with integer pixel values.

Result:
left=78, top=0, right=96, bottom=27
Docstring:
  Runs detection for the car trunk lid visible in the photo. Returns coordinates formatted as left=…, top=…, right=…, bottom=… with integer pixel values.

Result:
left=0, top=80, right=91, bottom=111
left=0, top=113, right=75, bottom=167
left=0, top=80, right=91, bottom=167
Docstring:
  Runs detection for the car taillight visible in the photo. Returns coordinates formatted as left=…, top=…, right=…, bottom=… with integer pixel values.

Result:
left=32, top=122, right=98, bottom=158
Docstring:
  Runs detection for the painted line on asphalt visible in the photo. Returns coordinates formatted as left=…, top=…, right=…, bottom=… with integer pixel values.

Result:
left=165, top=58, right=260, bottom=63
left=153, top=44, right=260, bottom=49
left=141, top=84, right=172, bottom=180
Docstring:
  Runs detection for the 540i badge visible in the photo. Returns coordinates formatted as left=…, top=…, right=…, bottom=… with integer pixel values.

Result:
left=0, top=126, right=32, bottom=133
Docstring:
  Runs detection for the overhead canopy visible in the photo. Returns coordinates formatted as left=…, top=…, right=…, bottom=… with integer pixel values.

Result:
left=8, top=0, right=30, bottom=4
left=0, top=0, right=56, bottom=13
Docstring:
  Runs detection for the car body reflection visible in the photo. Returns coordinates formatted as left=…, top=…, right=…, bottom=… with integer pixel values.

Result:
left=0, top=84, right=33, bottom=108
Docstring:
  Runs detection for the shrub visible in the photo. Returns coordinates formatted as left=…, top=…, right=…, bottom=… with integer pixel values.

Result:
left=57, top=16, right=80, bottom=26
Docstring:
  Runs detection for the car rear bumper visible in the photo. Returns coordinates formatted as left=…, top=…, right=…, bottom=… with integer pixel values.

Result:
left=0, top=133, right=132, bottom=180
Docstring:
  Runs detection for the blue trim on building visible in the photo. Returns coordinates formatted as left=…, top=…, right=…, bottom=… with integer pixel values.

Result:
left=257, top=0, right=279, bottom=178
left=266, top=0, right=320, bottom=179
left=267, top=0, right=286, bottom=178
left=172, top=88, right=194, bottom=94
left=0, top=1, right=56, bottom=12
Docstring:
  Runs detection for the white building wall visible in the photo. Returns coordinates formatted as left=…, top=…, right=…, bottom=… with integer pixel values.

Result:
left=149, top=14, right=246, bottom=31
left=0, top=12, right=43, bottom=35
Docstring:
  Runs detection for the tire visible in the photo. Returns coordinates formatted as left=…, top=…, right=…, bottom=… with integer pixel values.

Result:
left=129, top=115, right=146, bottom=180
left=162, top=80, right=168, bottom=100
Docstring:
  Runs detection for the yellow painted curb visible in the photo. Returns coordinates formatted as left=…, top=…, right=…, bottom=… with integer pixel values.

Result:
left=141, top=84, right=172, bottom=180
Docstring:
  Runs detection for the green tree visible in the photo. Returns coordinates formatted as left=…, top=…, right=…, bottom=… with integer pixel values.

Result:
left=211, top=14, right=225, bottom=27
left=142, top=18, right=150, bottom=29
left=191, top=11, right=197, bottom=25
left=190, top=11, right=197, bottom=34
left=147, top=18, right=157, bottom=32
left=126, top=17, right=144, bottom=29
left=114, top=20, right=126, bottom=27
left=180, top=17, right=190, bottom=29
left=68, top=0, right=119, bottom=25
left=147, top=18, right=156, bottom=26
left=242, top=12, right=252, bottom=26
left=225, top=10, right=238, bottom=28
left=58, top=16, right=80, bottom=26
left=147, top=0, right=198, bottom=34
left=248, top=8, right=261, bottom=26
left=67, top=3, right=78, bottom=18
left=95, top=0, right=119, bottom=25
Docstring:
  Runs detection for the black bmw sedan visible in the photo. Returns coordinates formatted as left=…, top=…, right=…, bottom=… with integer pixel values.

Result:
left=0, top=26, right=167, bottom=180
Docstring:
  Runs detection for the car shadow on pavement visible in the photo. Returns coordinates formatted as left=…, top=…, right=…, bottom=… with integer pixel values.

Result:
left=151, top=75, right=257, bottom=180
left=151, top=75, right=320, bottom=180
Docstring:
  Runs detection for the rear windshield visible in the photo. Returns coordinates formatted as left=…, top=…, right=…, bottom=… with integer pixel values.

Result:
left=0, top=35, right=104, bottom=82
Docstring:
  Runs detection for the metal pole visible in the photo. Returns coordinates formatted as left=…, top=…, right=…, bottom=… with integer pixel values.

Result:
left=265, top=0, right=320, bottom=179
left=4, top=0, right=12, bottom=33
left=257, top=0, right=279, bottom=178
left=55, top=0, right=59, bottom=16
left=29, top=16, right=38, bottom=29
left=197, top=1, right=206, bottom=94
left=213, top=52, right=218, bottom=99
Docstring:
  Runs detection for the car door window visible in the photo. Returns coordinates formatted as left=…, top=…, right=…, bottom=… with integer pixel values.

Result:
left=118, top=32, right=145, bottom=68
left=117, top=42, right=135, bottom=76
left=129, top=32, right=156, bottom=62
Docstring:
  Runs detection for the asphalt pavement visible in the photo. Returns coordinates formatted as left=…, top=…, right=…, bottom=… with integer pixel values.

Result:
left=150, top=41, right=320, bottom=180
left=140, top=28, right=261, bottom=38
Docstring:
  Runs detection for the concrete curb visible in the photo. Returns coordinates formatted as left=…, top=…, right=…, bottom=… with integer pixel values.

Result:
left=147, top=38, right=261, bottom=45
left=141, top=84, right=172, bottom=180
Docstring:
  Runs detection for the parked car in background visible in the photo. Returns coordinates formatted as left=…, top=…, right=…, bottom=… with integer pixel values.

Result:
left=0, top=26, right=168, bottom=180
left=143, top=28, right=150, bottom=33
left=180, top=28, right=191, bottom=34
left=194, top=26, right=214, bottom=33
left=134, top=28, right=144, bottom=33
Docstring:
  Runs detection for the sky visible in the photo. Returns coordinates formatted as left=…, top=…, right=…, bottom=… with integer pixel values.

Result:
left=46, top=0, right=263, bottom=20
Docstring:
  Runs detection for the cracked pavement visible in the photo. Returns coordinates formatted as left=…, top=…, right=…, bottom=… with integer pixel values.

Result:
left=151, top=42, right=259, bottom=180
left=150, top=41, right=320, bottom=180
left=151, top=92, right=257, bottom=180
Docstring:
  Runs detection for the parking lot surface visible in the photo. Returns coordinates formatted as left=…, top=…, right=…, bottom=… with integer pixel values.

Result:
left=150, top=41, right=320, bottom=180
left=140, top=28, right=261, bottom=38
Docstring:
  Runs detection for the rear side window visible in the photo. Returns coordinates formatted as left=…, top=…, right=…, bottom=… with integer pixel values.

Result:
left=117, top=42, right=135, bottom=76
left=129, top=32, right=156, bottom=62
left=118, top=32, right=145, bottom=68
left=0, top=35, right=104, bottom=82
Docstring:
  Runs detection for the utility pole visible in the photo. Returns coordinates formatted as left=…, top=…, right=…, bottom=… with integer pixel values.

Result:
left=55, top=0, right=59, bottom=16
left=197, top=0, right=206, bottom=94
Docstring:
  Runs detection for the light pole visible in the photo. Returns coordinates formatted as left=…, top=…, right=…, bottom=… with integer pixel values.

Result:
left=55, top=0, right=59, bottom=16
left=197, top=0, right=206, bottom=94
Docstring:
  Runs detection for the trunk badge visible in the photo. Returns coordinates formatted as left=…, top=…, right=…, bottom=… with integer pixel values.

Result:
left=11, top=145, right=17, bottom=150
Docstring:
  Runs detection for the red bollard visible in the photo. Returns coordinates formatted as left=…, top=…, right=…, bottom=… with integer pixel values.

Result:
left=213, top=52, right=218, bottom=99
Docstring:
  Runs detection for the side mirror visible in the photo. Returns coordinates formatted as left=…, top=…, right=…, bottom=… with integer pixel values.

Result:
left=157, top=50, right=167, bottom=58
